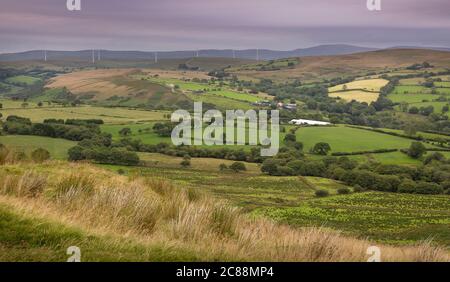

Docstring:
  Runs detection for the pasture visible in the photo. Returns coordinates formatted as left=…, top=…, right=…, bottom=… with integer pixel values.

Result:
left=0, top=135, right=76, bottom=159
left=295, top=125, right=429, bottom=153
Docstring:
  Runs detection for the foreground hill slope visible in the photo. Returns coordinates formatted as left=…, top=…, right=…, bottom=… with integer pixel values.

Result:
left=0, top=161, right=448, bottom=262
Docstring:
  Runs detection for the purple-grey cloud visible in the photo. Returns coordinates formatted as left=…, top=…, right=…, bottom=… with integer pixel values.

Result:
left=1, top=0, right=450, bottom=53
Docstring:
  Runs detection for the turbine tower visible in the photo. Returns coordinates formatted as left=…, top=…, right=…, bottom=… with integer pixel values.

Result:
left=154, top=52, right=158, bottom=63
left=256, top=48, right=260, bottom=61
left=97, top=50, right=101, bottom=61
left=232, top=49, right=236, bottom=59
left=44, top=50, right=47, bottom=62
left=92, top=50, right=95, bottom=64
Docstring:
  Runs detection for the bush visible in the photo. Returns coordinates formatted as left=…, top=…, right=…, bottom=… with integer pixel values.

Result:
left=219, top=163, right=228, bottom=171
left=229, top=162, right=246, bottom=173
left=31, top=148, right=50, bottom=163
left=315, top=190, right=329, bottom=197
left=398, top=180, right=417, bottom=194
left=353, top=185, right=363, bottom=193
left=407, top=142, right=426, bottom=159
left=415, top=182, right=443, bottom=195
left=337, top=187, right=351, bottom=195
left=180, top=156, right=191, bottom=168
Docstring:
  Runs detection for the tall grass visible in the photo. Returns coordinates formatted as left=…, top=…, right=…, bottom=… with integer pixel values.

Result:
left=0, top=161, right=448, bottom=262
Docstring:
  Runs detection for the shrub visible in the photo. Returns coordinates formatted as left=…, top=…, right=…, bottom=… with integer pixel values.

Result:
left=31, top=148, right=50, bottom=163
left=398, top=180, right=417, bottom=194
left=312, top=142, right=331, bottom=155
left=315, top=190, right=329, bottom=197
left=219, top=163, right=228, bottom=171
left=229, top=162, right=246, bottom=173
left=407, top=142, right=427, bottom=159
left=415, top=182, right=443, bottom=195
left=353, top=185, right=363, bottom=193
left=337, top=187, right=351, bottom=195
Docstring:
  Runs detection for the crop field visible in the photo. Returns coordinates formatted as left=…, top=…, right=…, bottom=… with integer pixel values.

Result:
left=328, top=78, right=389, bottom=93
left=256, top=192, right=450, bottom=245
left=398, top=77, right=426, bottom=85
left=0, top=106, right=168, bottom=123
left=329, top=90, right=379, bottom=103
left=295, top=125, right=432, bottom=153
left=391, top=85, right=450, bottom=95
left=0, top=135, right=76, bottom=159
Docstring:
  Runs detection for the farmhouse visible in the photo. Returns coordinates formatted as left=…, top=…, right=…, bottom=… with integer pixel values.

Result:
left=289, top=119, right=331, bottom=126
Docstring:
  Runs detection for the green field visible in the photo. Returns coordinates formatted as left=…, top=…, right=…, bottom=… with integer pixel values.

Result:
left=295, top=126, right=431, bottom=153
left=5, top=75, right=41, bottom=85
left=0, top=135, right=76, bottom=159
left=256, top=192, right=450, bottom=245
left=388, top=93, right=442, bottom=104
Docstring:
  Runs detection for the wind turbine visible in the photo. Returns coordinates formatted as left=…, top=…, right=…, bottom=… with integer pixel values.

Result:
left=256, top=48, right=260, bottom=61
left=92, top=49, right=95, bottom=64
left=44, top=50, right=47, bottom=62
left=154, top=52, right=158, bottom=63
left=232, top=49, right=236, bottom=59
left=97, top=50, right=101, bottom=61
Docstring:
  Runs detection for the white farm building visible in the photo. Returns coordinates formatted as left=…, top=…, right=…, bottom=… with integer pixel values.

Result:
left=289, top=119, right=331, bottom=126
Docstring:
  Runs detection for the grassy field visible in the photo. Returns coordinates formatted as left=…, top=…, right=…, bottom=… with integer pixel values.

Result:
left=329, top=90, right=379, bottom=103
left=388, top=93, right=442, bottom=104
left=329, top=79, right=388, bottom=93
left=5, top=75, right=41, bottom=85
left=0, top=135, right=76, bottom=159
left=256, top=192, right=450, bottom=245
left=295, top=125, right=432, bottom=153
left=0, top=106, right=168, bottom=124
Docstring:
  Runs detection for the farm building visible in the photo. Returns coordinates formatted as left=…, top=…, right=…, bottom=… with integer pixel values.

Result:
left=289, top=119, right=331, bottom=126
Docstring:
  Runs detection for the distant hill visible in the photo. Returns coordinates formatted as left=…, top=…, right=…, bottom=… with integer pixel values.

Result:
left=0, top=45, right=376, bottom=62
left=228, top=48, right=450, bottom=83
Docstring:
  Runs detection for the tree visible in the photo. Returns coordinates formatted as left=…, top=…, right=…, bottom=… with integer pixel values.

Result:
left=407, top=142, right=426, bottom=159
left=229, top=162, right=246, bottom=173
left=312, top=142, right=331, bottom=155
left=37, top=101, right=43, bottom=107
left=31, top=148, right=50, bottom=163
left=283, top=133, right=296, bottom=143
left=119, top=127, right=132, bottom=137
left=408, top=106, right=419, bottom=114
left=0, top=112, right=2, bottom=119
left=0, top=103, right=2, bottom=109
left=219, top=163, right=228, bottom=171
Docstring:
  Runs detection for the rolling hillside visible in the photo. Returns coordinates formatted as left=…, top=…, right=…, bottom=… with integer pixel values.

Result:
left=229, top=49, right=450, bottom=83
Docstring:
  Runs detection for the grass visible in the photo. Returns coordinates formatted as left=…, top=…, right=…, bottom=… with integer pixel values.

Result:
left=388, top=93, right=442, bottom=104
left=0, top=106, right=168, bottom=124
left=256, top=192, right=450, bottom=245
left=0, top=135, right=76, bottom=159
left=295, top=125, right=434, bottom=153
left=1, top=161, right=447, bottom=261
left=5, top=75, right=41, bottom=85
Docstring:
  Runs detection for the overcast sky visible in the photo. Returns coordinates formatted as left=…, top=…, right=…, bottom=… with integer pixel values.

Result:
left=1, top=0, right=450, bottom=53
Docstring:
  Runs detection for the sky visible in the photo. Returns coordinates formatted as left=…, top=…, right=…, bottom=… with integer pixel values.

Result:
left=1, top=0, right=450, bottom=53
